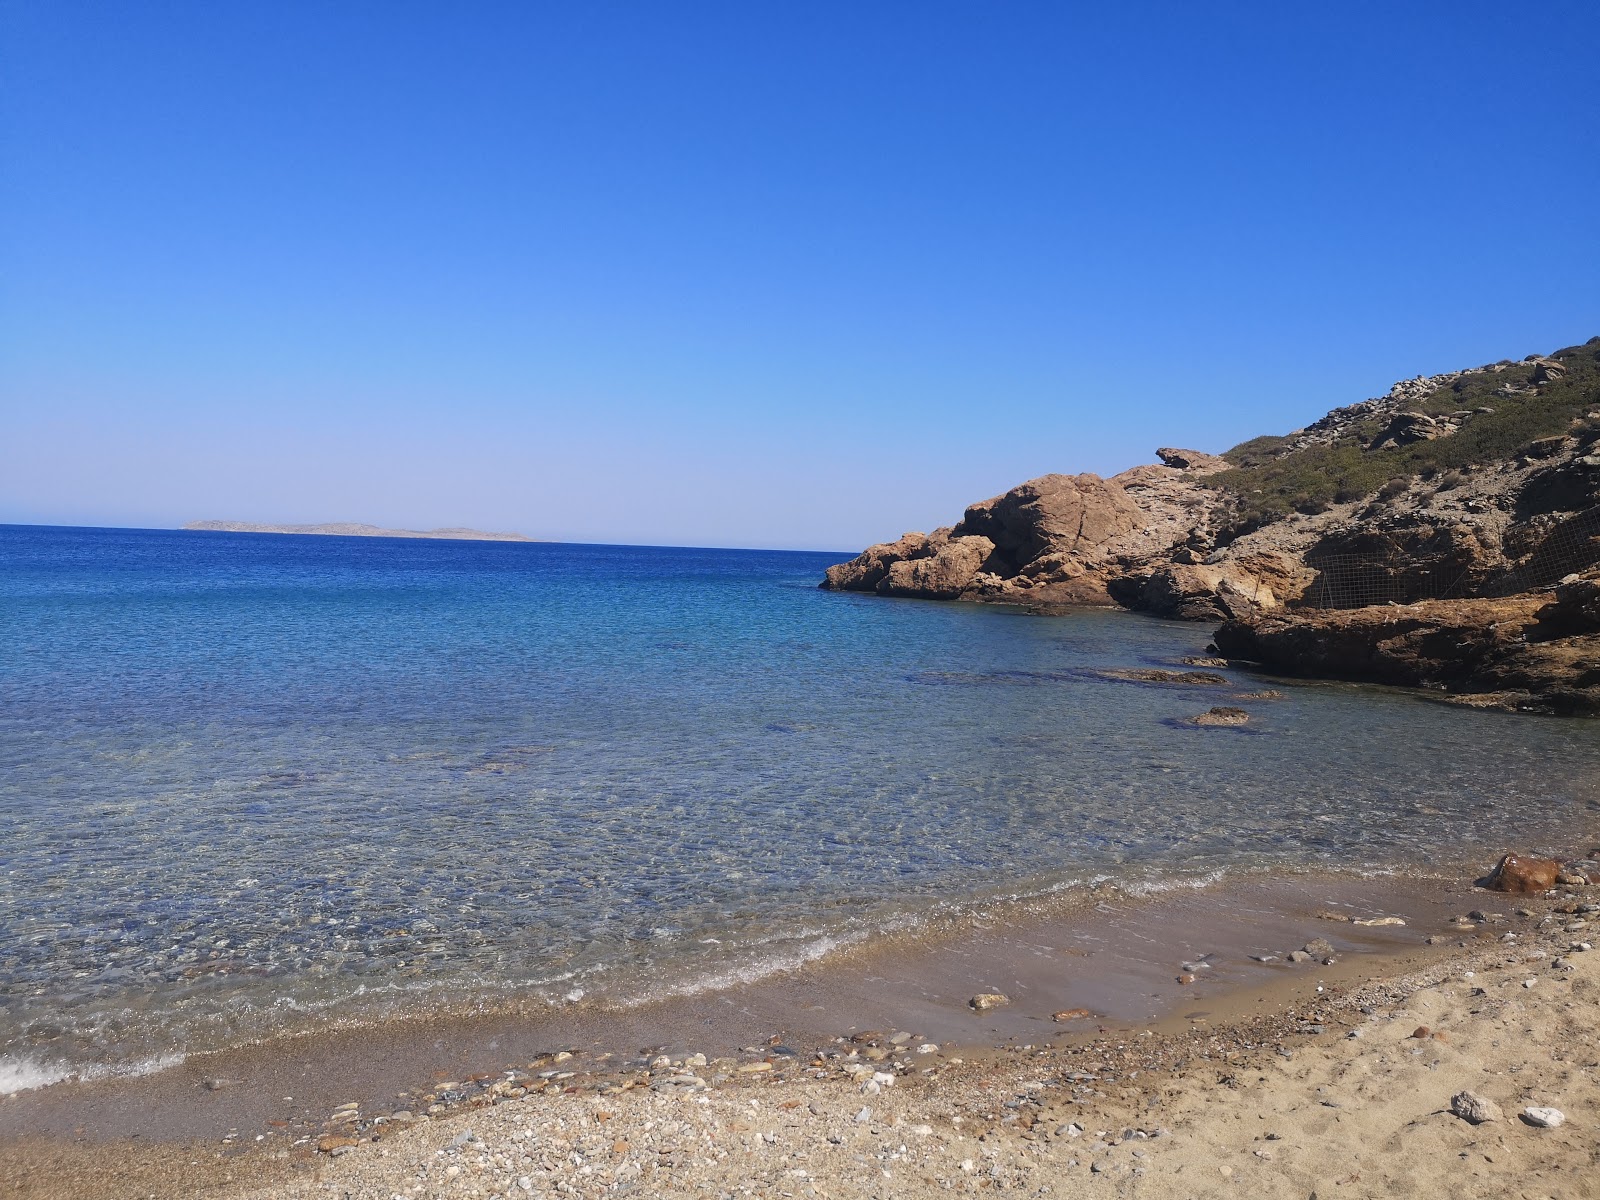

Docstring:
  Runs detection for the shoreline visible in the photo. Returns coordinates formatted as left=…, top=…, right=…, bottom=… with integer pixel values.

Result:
left=5, top=860, right=1595, bottom=1197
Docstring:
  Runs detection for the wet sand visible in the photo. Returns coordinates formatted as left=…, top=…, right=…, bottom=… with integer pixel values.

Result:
left=6, top=865, right=1574, bottom=1197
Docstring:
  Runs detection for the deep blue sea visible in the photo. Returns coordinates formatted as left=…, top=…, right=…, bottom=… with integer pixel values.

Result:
left=3, top=523, right=1598, bottom=1091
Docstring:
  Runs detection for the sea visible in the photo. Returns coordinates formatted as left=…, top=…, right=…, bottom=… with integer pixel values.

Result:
left=3, top=523, right=1598, bottom=1094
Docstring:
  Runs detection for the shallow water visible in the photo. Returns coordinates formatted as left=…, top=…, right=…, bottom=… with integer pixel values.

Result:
left=2, top=524, right=1597, bottom=1088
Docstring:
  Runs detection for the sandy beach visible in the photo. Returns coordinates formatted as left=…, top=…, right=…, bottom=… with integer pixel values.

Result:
left=3, top=868, right=1595, bottom=1199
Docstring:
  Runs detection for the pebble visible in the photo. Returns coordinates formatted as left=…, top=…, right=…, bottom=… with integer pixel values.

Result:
left=1052, top=1008, right=1093, bottom=1022
left=970, top=993, right=1010, bottom=1011
left=1451, top=1091, right=1503, bottom=1124
left=1523, top=1106, right=1565, bottom=1128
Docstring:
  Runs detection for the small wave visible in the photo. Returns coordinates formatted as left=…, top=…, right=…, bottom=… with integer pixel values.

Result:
left=611, top=930, right=869, bottom=1009
left=0, top=1052, right=186, bottom=1096
left=1115, top=867, right=1234, bottom=897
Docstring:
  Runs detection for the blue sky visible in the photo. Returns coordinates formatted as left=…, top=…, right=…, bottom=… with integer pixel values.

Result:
left=3, top=2, right=1596, bottom=550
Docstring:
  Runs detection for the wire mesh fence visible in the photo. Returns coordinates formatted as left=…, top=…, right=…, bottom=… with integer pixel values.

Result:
left=1477, top=506, right=1600, bottom=598
left=1295, top=506, right=1600, bottom=610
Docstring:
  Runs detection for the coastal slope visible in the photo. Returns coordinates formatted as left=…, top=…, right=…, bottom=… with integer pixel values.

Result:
left=183, top=521, right=535, bottom=542
left=821, top=336, right=1600, bottom=711
left=822, top=337, right=1599, bottom=619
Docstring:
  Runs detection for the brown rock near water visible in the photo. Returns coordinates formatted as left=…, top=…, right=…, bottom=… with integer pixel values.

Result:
left=821, top=337, right=1600, bottom=711
left=955, top=473, right=1142, bottom=568
left=1212, top=571, right=1600, bottom=715
left=821, top=462, right=1243, bottom=609
left=1485, top=853, right=1562, bottom=894
left=882, top=532, right=998, bottom=599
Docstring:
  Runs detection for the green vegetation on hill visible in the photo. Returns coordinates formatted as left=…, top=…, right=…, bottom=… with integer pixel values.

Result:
left=1204, top=338, right=1600, bottom=531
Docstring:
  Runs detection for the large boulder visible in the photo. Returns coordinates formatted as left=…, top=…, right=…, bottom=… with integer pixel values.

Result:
left=882, top=535, right=997, bottom=599
left=1129, top=564, right=1268, bottom=621
left=953, top=473, right=1143, bottom=568
left=1529, top=357, right=1568, bottom=385
left=1369, top=411, right=1456, bottom=451
left=1156, top=447, right=1229, bottom=471
left=821, top=531, right=929, bottom=592
left=1536, top=571, right=1600, bottom=635
left=1485, top=853, right=1560, bottom=894
left=1117, top=552, right=1311, bottom=621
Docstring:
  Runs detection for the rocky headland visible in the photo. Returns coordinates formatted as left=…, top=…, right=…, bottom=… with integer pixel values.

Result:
left=183, top=521, right=536, bottom=542
left=822, top=337, right=1600, bottom=712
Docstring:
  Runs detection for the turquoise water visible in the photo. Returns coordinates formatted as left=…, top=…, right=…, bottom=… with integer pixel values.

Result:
left=3, top=523, right=1598, bottom=1088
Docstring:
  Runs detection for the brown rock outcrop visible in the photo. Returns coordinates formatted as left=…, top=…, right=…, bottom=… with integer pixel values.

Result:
left=1156, top=447, right=1229, bottom=471
left=821, top=461, right=1234, bottom=607
left=1213, top=573, right=1600, bottom=714
left=882, top=534, right=998, bottom=599
left=953, top=473, right=1144, bottom=567
left=821, top=472, right=1158, bottom=605
left=821, top=531, right=930, bottom=592
left=1485, top=854, right=1561, bottom=894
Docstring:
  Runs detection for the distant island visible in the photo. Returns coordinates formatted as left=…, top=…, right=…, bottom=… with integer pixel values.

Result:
left=183, top=521, right=536, bottom=542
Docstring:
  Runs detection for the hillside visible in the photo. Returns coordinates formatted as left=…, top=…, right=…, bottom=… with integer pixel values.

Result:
left=1208, top=339, right=1600, bottom=535
left=819, top=335, right=1600, bottom=712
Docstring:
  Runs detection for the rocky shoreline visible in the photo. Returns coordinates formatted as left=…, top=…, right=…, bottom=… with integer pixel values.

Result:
left=1214, top=573, right=1600, bottom=715
left=5, top=865, right=1594, bottom=1199
left=821, top=338, right=1600, bottom=714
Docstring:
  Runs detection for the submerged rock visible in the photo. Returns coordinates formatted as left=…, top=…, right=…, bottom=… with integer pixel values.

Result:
left=969, top=993, right=1010, bottom=1011
left=1190, top=706, right=1249, bottom=726
left=1097, top=668, right=1229, bottom=686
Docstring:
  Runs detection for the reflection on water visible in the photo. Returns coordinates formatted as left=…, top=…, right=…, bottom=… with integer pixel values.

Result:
left=2, top=524, right=1598, bottom=1082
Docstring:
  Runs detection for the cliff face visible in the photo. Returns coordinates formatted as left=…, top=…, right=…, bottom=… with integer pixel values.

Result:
left=822, top=338, right=1600, bottom=626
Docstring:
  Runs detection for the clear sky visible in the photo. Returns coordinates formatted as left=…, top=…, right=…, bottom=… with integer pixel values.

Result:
left=3, top=2, right=1597, bottom=550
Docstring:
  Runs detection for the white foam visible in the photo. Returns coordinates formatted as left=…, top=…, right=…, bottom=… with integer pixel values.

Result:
left=614, top=931, right=867, bottom=1009
left=0, top=1052, right=186, bottom=1096
left=0, top=1057, right=72, bottom=1095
